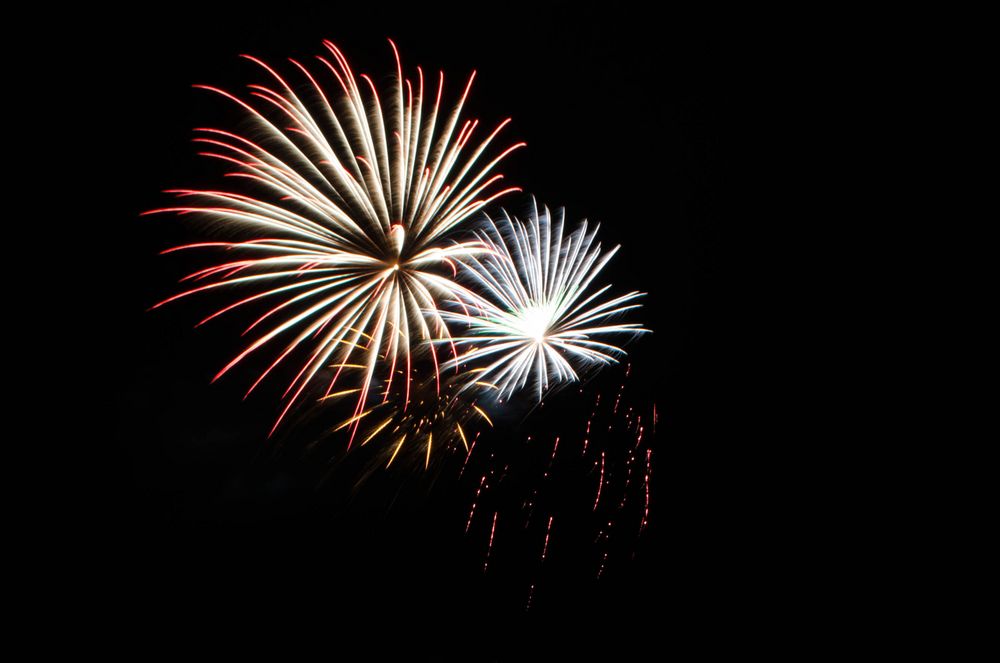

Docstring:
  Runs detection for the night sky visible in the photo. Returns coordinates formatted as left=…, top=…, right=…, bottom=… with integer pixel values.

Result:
left=50, top=2, right=752, bottom=657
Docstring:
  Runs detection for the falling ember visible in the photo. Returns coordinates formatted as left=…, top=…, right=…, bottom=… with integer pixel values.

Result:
left=594, top=450, right=605, bottom=510
left=544, top=436, right=559, bottom=478
left=484, top=511, right=498, bottom=572
left=466, top=474, right=486, bottom=533
left=525, top=583, right=536, bottom=611
left=459, top=435, right=478, bottom=479
left=541, top=516, right=553, bottom=562
left=641, top=449, right=652, bottom=530
left=619, top=453, right=635, bottom=509
left=425, top=431, right=432, bottom=469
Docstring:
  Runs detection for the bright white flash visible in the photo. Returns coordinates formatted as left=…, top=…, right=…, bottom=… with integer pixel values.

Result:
left=517, top=305, right=555, bottom=343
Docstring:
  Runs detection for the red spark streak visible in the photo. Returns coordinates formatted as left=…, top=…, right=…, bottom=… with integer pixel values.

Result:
left=458, top=436, right=478, bottom=479
left=641, top=449, right=652, bottom=530
left=541, top=516, right=553, bottom=562
left=484, top=512, right=497, bottom=572
left=544, top=436, right=559, bottom=478
left=466, top=474, right=486, bottom=533
left=594, top=451, right=605, bottom=510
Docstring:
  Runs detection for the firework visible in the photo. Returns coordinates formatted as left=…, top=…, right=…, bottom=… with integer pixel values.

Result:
left=439, top=201, right=648, bottom=401
left=146, top=40, right=524, bottom=437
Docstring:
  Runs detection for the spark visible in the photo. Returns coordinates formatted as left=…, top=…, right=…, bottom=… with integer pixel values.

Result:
left=386, top=434, right=407, bottom=467
left=544, top=436, right=559, bottom=478
left=466, top=473, right=486, bottom=533
left=459, top=433, right=478, bottom=479
left=484, top=511, right=497, bottom=572
left=471, top=405, right=493, bottom=427
left=641, top=449, right=652, bottom=530
left=594, top=450, right=605, bottom=510
left=541, top=515, right=553, bottom=562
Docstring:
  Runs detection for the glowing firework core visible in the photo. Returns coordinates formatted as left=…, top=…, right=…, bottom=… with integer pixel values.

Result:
left=518, top=304, right=555, bottom=344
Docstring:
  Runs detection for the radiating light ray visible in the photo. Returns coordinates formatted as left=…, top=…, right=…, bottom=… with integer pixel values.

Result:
left=149, top=39, right=524, bottom=436
left=438, top=202, right=648, bottom=401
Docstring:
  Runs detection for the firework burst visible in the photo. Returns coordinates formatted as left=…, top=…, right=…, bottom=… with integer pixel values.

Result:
left=440, top=202, right=648, bottom=400
left=145, top=40, right=525, bottom=438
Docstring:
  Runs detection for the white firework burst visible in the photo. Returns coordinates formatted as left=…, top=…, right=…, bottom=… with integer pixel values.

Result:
left=439, top=202, right=648, bottom=400
left=146, top=40, right=525, bottom=439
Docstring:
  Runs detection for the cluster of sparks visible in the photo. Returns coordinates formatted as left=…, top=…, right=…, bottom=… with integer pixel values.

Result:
left=322, top=373, right=491, bottom=471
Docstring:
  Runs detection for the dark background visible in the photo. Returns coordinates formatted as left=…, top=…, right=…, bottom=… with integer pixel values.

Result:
left=45, top=2, right=764, bottom=657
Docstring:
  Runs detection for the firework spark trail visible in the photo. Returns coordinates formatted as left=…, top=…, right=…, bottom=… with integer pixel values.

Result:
left=149, top=40, right=526, bottom=439
left=619, top=452, right=635, bottom=509
left=541, top=515, right=553, bottom=562
left=484, top=511, right=498, bottom=572
left=523, top=487, right=538, bottom=529
left=544, top=436, right=559, bottom=478
left=597, top=551, right=609, bottom=579
left=466, top=473, right=487, bottom=533
left=439, top=203, right=648, bottom=401
left=594, top=450, right=605, bottom=510
left=583, top=392, right=601, bottom=455
left=458, top=434, right=478, bottom=479
left=525, top=583, right=536, bottom=611
left=641, top=449, right=652, bottom=530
